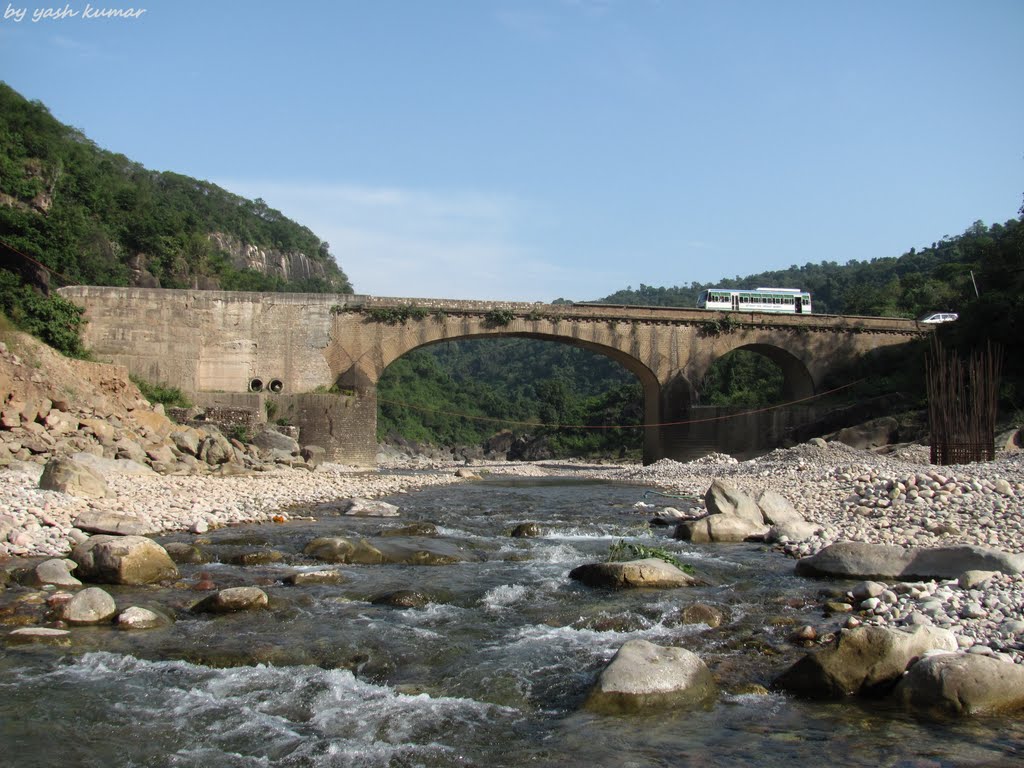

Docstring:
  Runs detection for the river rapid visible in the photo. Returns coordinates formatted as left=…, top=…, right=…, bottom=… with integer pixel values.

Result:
left=2, top=477, right=1022, bottom=767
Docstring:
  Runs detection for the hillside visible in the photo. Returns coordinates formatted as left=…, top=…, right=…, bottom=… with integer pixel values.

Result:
left=0, top=82, right=351, bottom=294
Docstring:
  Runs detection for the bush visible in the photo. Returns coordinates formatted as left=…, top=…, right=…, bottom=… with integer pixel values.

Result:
left=130, top=374, right=192, bottom=408
left=0, top=270, right=87, bottom=358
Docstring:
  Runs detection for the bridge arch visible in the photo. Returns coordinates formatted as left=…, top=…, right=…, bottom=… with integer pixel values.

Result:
left=695, top=342, right=816, bottom=403
left=365, top=329, right=664, bottom=460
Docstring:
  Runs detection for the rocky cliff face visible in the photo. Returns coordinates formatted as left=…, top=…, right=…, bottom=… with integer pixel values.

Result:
left=208, top=233, right=333, bottom=285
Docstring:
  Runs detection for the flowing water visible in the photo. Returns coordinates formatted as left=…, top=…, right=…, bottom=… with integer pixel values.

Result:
left=2, top=477, right=1023, bottom=767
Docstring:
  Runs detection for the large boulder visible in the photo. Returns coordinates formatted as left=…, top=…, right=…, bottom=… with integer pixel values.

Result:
left=38, top=457, right=111, bottom=499
left=585, top=639, right=717, bottom=713
left=705, top=480, right=763, bottom=524
left=755, top=490, right=804, bottom=526
left=894, top=652, right=1024, bottom=716
left=71, top=535, right=179, bottom=585
left=795, top=541, right=1024, bottom=580
left=252, top=427, right=300, bottom=455
left=170, top=428, right=203, bottom=457
left=675, top=514, right=769, bottom=543
left=62, top=587, right=117, bottom=625
left=674, top=480, right=770, bottom=542
left=569, top=558, right=697, bottom=589
left=773, top=625, right=957, bottom=699
left=198, top=430, right=234, bottom=465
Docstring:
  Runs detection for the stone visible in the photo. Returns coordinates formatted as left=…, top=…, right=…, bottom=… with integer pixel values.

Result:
left=62, top=586, right=117, bottom=625
left=117, top=606, right=171, bottom=630
left=773, top=625, right=957, bottom=699
left=304, top=536, right=468, bottom=565
left=71, top=535, right=179, bottom=585
left=569, top=558, right=697, bottom=589
left=38, top=457, right=111, bottom=499
left=766, top=519, right=820, bottom=543
left=79, top=417, right=116, bottom=446
left=252, top=427, right=300, bottom=455
left=70, top=451, right=154, bottom=476
left=675, top=513, right=769, bottom=543
left=132, top=408, right=173, bottom=440
left=300, top=445, right=325, bottom=467
left=795, top=541, right=1024, bottom=580
left=146, top=444, right=176, bottom=465
left=833, top=417, right=899, bottom=449
left=73, top=510, right=154, bottom=536
left=198, top=431, right=234, bottom=465
left=704, top=479, right=764, bottom=525
left=163, top=542, right=209, bottom=564
left=343, top=497, right=400, bottom=517
left=959, top=570, right=998, bottom=589
left=283, top=569, right=347, bottom=586
left=7, top=627, right=72, bottom=645
left=379, top=522, right=438, bottom=537
left=895, top=652, right=1024, bottom=715
left=510, top=522, right=543, bottom=538
left=192, top=586, right=269, bottom=614
left=371, top=589, right=432, bottom=608
left=170, top=428, right=202, bottom=456
left=34, top=558, right=82, bottom=587
left=585, top=639, right=716, bottom=713
left=756, top=490, right=803, bottom=526
left=679, top=603, right=725, bottom=628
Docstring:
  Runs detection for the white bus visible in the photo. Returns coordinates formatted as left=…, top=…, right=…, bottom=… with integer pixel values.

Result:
left=696, top=287, right=812, bottom=314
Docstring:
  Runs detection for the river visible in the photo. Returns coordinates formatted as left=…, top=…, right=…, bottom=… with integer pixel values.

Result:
left=2, top=477, right=1022, bottom=767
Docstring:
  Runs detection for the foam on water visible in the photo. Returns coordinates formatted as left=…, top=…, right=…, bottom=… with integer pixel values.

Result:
left=480, top=583, right=530, bottom=611
left=17, top=652, right=516, bottom=767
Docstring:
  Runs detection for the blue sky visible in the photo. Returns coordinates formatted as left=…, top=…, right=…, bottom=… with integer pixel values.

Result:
left=2, top=0, right=1022, bottom=301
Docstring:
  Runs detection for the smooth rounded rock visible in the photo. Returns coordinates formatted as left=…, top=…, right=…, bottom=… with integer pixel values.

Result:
left=62, top=587, right=117, bottom=625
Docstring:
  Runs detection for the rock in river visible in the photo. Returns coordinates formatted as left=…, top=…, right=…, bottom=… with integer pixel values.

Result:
left=192, top=586, right=269, bottom=614
left=304, top=536, right=468, bottom=565
left=569, top=558, right=697, bottom=589
left=585, top=639, right=717, bottom=713
left=894, top=652, right=1024, bottom=716
left=774, top=624, right=957, bottom=698
left=71, top=535, right=179, bottom=585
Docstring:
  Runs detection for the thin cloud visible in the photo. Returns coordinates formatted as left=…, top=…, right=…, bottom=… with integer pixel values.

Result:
left=214, top=179, right=601, bottom=301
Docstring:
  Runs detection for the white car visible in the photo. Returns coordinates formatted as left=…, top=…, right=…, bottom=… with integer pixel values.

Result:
left=919, top=312, right=959, bottom=323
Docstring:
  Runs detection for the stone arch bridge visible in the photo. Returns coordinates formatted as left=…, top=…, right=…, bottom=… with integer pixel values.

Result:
left=59, top=287, right=930, bottom=466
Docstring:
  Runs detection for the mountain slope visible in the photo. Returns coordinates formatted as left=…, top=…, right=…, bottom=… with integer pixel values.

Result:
left=0, top=82, right=351, bottom=294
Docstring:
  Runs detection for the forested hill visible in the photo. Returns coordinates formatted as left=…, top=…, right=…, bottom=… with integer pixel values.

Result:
left=0, top=82, right=351, bottom=293
left=595, top=217, right=1022, bottom=321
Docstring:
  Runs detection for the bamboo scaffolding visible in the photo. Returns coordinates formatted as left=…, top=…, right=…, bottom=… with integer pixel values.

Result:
left=926, top=337, right=1002, bottom=465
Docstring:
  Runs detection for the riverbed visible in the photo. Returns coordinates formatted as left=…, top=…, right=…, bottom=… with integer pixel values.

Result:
left=2, top=477, right=1022, bottom=767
